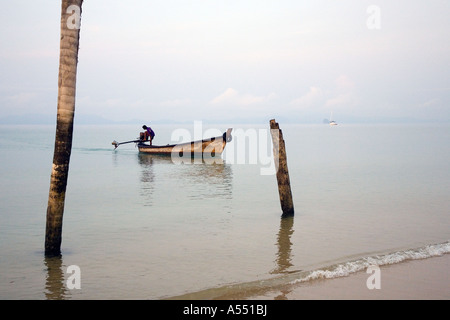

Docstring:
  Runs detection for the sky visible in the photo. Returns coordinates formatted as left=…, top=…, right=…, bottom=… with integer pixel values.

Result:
left=0, top=0, right=449, bottom=124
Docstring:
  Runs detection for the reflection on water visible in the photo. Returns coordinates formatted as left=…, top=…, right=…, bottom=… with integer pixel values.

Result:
left=138, top=154, right=156, bottom=206
left=271, top=215, right=295, bottom=275
left=271, top=216, right=295, bottom=300
left=44, top=255, right=67, bottom=300
left=137, top=154, right=233, bottom=206
left=167, top=215, right=297, bottom=300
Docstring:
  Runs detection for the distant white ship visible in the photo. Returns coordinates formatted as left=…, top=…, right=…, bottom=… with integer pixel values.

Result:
left=329, top=111, right=338, bottom=126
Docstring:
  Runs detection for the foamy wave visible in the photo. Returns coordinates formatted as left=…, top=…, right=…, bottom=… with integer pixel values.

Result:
left=291, top=241, right=450, bottom=284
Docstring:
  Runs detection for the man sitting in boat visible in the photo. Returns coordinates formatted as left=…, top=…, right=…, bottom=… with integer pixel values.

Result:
left=140, top=125, right=155, bottom=145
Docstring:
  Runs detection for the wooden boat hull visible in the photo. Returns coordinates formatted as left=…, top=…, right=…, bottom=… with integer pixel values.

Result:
left=138, top=129, right=232, bottom=157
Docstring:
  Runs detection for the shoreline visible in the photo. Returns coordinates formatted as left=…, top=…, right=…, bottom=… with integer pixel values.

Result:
left=244, top=253, right=449, bottom=300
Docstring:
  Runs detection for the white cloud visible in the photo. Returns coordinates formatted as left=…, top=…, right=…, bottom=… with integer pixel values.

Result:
left=6, top=92, right=37, bottom=105
left=422, top=98, right=440, bottom=108
left=325, top=75, right=358, bottom=109
left=210, top=88, right=238, bottom=104
left=105, top=98, right=121, bottom=107
left=289, top=75, right=358, bottom=113
left=210, top=88, right=276, bottom=106
left=335, top=75, right=355, bottom=91
left=289, top=86, right=323, bottom=109
left=325, top=93, right=356, bottom=108
left=160, top=98, right=192, bottom=107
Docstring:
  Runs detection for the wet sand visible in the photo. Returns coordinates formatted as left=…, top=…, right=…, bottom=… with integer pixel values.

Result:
left=246, top=254, right=449, bottom=300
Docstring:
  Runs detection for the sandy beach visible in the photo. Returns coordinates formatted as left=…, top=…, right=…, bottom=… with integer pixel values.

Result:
left=246, top=254, right=449, bottom=300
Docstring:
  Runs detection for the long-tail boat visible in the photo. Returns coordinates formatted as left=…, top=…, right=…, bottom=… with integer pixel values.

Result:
left=113, top=128, right=232, bottom=157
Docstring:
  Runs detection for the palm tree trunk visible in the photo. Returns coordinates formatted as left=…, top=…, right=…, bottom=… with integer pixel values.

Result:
left=45, top=0, right=83, bottom=257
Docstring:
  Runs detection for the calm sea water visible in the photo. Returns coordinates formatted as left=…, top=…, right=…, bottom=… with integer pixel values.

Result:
left=0, top=122, right=449, bottom=299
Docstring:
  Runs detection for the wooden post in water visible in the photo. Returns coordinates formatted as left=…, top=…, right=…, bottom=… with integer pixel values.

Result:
left=270, top=119, right=294, bottom=217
